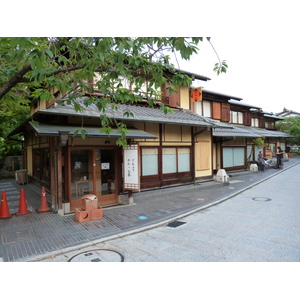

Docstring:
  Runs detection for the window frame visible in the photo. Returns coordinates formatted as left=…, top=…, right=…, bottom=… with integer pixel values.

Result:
left=230, top=110, right=244, bottom=124
left=141, top=146, right=192, bottom=182
left=251, top=118, right=259, bottom=127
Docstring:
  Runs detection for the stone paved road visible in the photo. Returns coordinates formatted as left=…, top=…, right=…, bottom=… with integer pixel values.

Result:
left=39, top=163, right=300, bottom=262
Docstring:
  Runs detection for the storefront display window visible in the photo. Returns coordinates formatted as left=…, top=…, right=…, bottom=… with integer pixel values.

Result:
left=223, top=147, right=245, bottom=168
left=163, top=148, right=176, bottom=173
left=142, top=148, right=158, bottom=176
left=142, top=147, right=191, bottom=176
left=178, top=148, right=190, bottom=172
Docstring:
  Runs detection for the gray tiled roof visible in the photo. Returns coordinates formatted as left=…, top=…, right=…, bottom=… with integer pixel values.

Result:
left=213, top=125, right=292, bottom=138
left=204, top=89, right=243, bottom=101
left=263, top=113, right=284, bottom=120
left=228, top=99, right=261, bottom=109
left=38, top=98, right=232, bottom=128
left=213, top=125, right=261, bottom=137
left=237, top=126, right=293, bottom=138
left=29, top=122, right=158, bottom=139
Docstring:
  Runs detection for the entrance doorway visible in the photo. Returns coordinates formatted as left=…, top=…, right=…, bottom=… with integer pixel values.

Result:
left=69, top=148, right=118, bottom=210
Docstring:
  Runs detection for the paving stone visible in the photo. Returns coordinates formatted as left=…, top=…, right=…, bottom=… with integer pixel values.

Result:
left=1, top=157, right=300, bottom=262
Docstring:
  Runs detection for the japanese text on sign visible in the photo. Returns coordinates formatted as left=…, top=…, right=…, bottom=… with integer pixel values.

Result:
left=123, top=144, right=140, bottom=191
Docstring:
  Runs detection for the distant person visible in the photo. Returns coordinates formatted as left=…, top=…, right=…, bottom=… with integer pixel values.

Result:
left=275, top=147, right=284, bottom=169
left=258, top=151, right=268, bottom=171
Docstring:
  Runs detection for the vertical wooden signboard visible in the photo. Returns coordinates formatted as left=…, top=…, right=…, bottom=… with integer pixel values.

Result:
left=123, top=144, right=140, bottom=191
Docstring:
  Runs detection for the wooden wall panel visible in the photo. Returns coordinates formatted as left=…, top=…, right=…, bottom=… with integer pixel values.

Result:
left=161, top=84, right=180, bottom=108
left=243, top=112, right=251, bottom=126
left=164, top=124, right=181, bottom=141
left=221, top=103, right=230, bottom=122
left=195, top=141, right=210, bottom=171
left=212, top=102, right=221, bottom=120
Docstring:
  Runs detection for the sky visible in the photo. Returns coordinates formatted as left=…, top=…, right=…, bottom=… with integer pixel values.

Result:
left=171, top=36, right=300, bottom=114
left=2, top=2, right=300, bottom=117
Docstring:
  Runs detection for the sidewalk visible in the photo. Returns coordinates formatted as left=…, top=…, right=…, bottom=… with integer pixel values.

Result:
left=1, top=156, right=300, bottom=262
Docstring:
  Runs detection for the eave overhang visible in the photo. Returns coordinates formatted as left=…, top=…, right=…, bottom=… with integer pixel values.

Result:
left=28, top=122, right=158, bottom=139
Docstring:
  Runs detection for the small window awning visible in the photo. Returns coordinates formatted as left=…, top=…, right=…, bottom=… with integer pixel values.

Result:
left=29, top=122, right=158, bottom=139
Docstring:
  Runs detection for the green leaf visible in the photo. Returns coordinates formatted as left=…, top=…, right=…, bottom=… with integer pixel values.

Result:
left=45, top=48, right=54, bottom=58
left=81, top=129, right=87, bottom=139
left=73, top=129, right=79, bottom=137
left=40, top=91, right=50, bottom=101
left=83, top=98, right=94, bottom=107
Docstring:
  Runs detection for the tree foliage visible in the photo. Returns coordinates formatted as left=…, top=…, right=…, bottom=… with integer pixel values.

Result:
left=276, top=117, right=300, bottom=146
left=0, top=99, right=29, bottom=161
left=0, top=37, right=228, bottom=149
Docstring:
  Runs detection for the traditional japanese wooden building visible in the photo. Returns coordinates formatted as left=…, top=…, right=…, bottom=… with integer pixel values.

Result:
left=9, top=74, right=232, bottom=215
left=191, top=89, right=292, bottom=171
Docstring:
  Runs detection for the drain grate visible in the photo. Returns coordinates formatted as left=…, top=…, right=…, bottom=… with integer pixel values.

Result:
left=1, top=228, right=36, bottom=244
left=167, top=221, right=186, bottom=228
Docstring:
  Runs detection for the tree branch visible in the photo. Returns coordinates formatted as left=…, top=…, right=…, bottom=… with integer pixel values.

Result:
left=207, top=38, right=222, bottom=65
left=0, top=55, right=173, bottom=100
left=0, top=64, right=32, bottom=99
left=18, top=65, right=87, bottom=83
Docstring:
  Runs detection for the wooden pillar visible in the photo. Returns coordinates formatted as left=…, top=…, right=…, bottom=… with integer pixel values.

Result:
left=56, top=131, right=69, bottom=211
left=49, top=137, right=56, bottom=209
left=158, top=124, right=163, bottom=187
left=57, top=147, right=63, bottom=210
left=50, top=132, right=69, bottom=213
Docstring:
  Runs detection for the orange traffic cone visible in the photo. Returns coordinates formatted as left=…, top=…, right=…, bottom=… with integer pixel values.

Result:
left=15, top=189, right=31, bottom=216
left=0, top=191, right=13, bottom=219
left=37, top=187, right=51, bottom=213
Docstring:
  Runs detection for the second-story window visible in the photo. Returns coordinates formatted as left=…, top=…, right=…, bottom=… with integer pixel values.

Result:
left=230, top=111, right=243, bottom=124
left=203, top=101, right=211, bottom=117
left=265, top=121, right=274, bottom=129
left=251, top=118, right=259, bottom=127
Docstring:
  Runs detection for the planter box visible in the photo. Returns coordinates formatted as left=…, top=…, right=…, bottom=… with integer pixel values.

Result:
left=90, top=207, right=103, bottom=221
left=75, top=209, right=91, bottom=223
left=75, top=207, right=103, bottom=223
left=81, top=194, right=98, bottom=211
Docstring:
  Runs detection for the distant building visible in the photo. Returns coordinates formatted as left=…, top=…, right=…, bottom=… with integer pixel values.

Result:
left=191, top=89, right=291, bottom=171
left=277, top=108, right=300, bottom=118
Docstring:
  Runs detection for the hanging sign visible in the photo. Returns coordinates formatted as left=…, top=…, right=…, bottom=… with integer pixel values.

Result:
left=123, top=144, right=140, bottom=191
left=101, top=162, right=110, bottom=170
left=191, top=87, right=202, bottom=102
